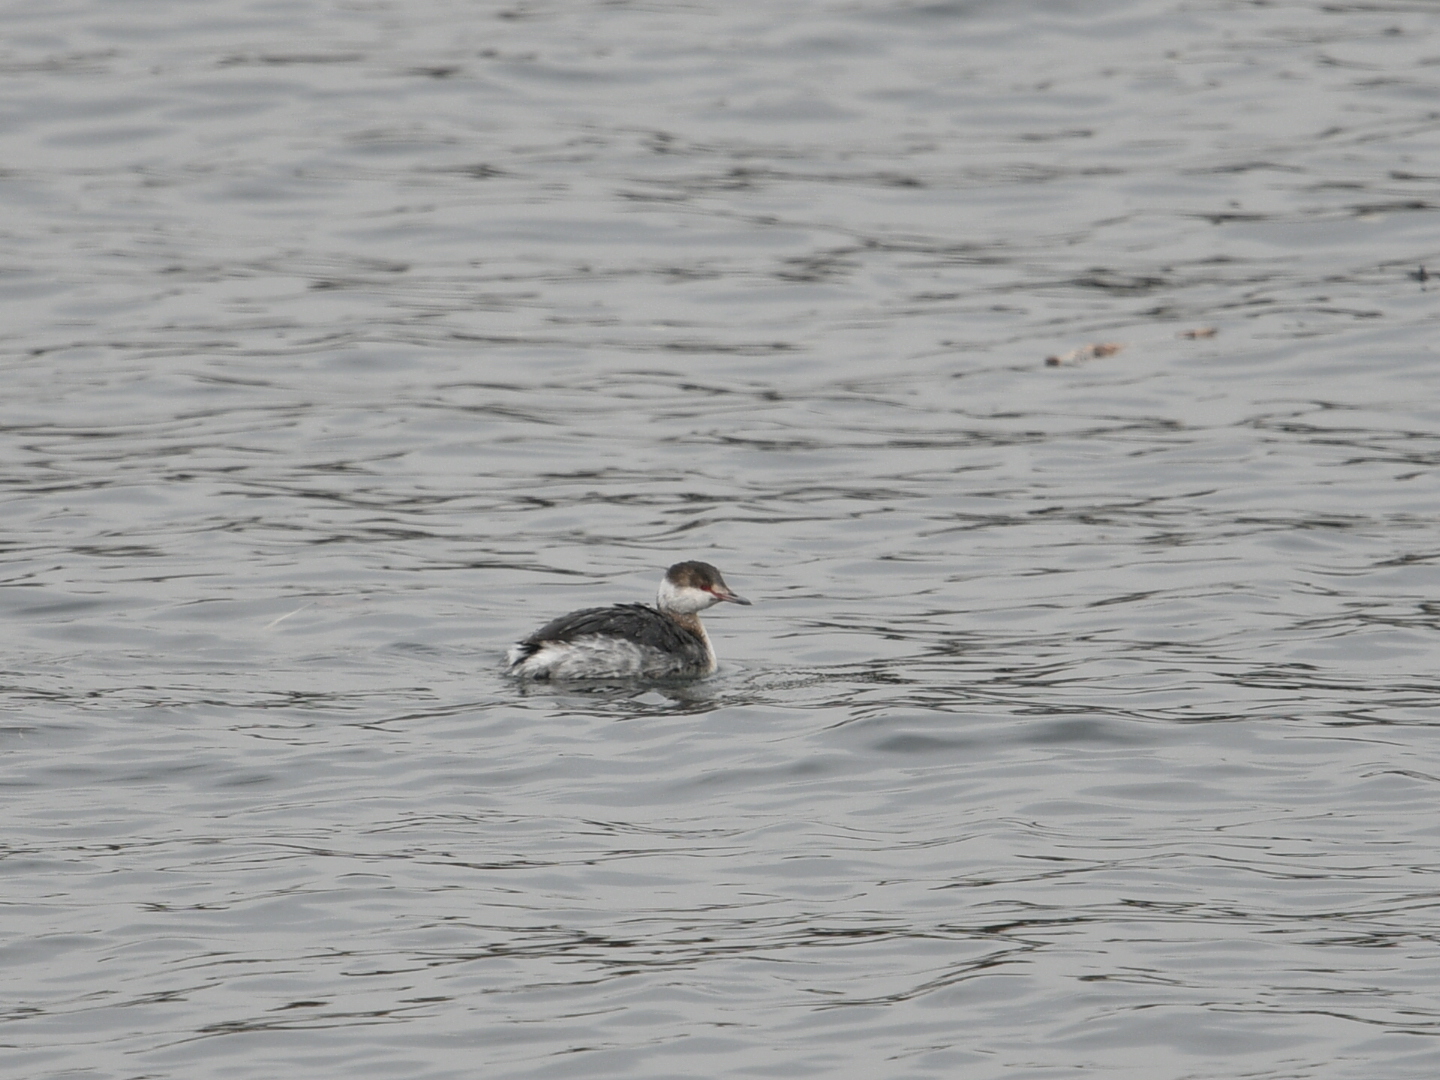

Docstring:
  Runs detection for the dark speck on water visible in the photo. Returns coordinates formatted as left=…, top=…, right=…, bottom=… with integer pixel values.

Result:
left=7, top=1, right=1440, bottom=1078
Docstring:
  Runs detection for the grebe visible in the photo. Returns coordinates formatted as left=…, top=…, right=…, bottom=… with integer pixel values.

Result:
left=506, top=561, right=750, bottom=680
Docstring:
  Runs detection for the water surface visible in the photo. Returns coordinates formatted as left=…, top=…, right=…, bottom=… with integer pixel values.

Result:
left=5, top=1, right=1440, bottom=1077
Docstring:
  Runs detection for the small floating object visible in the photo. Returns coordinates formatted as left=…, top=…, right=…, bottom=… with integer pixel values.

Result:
left=1180, top=327, right=1218, bottom=339
left=1411, top=266, right=1429, bottom=283
left=1044, top=342, right=1124, bottom=366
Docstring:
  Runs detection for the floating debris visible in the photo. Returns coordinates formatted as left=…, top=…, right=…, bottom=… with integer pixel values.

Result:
left=1181, top=327, right=1218, bottom=339
left=1045, top=342, right=1124, bottom=366
left=1411, top=265, right=1429, bottom=284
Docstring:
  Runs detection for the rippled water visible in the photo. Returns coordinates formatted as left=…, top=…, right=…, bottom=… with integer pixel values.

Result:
left=6, top=0, right=1440, bottom=1077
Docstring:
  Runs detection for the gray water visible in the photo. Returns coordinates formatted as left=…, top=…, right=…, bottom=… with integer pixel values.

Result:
left=5, top=0, right=1440, bottom=1077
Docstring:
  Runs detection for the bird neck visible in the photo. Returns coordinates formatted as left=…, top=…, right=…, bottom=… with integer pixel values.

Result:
left=666, top=609, right=705, bottom=637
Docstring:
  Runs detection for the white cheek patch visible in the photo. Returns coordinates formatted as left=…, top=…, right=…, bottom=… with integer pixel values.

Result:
left=657, top=581, right=717, bottom=614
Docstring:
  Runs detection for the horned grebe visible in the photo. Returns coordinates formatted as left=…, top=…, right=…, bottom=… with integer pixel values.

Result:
left=506, top=561, right=750, bottom=680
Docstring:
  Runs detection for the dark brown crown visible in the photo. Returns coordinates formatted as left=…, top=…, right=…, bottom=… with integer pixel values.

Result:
left=665, top=561, right=725, bottom=589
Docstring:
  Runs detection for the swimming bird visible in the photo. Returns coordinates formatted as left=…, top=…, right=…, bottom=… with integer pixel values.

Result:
left=506, top=561, right=750, bottom=680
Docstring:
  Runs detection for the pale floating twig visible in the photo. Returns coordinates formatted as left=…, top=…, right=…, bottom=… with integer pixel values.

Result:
left=263, top=602, right=315, bottom=630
